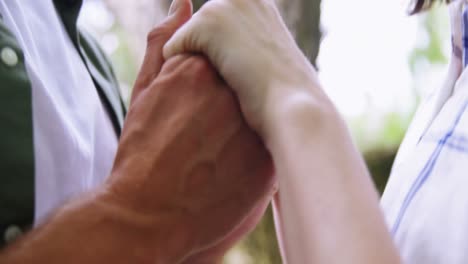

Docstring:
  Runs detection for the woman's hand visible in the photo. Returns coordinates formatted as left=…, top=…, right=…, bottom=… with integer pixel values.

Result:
left=163, top=2, right=401, bottom=264
left=163, top=0, right=323, bottom=139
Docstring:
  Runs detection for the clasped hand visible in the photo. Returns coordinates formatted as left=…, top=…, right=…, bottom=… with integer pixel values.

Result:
left=105, top=0, right=277, bottom=262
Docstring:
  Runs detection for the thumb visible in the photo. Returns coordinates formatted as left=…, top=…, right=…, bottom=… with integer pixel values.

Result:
left=131, top=0, right=193, bottom=102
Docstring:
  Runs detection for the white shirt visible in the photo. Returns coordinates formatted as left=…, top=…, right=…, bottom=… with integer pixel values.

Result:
left=381, top=1, right=468, bottom=263
left=0, top=1, right=118, bottom=224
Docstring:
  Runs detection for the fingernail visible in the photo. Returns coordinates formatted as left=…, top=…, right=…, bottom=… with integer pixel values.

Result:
left=168, top=0, right=182, bottom=15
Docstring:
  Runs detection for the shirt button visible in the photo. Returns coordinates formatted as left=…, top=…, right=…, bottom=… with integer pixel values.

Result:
left=4, top=225, right=23, bottom=244
left=1, top=47, right=19, bottom=67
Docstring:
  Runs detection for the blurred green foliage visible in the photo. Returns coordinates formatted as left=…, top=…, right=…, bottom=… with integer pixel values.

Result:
left=109, top=26, right=138, bottom=94
left=351, top=112, right=413, bottom=153
left=238, top=207, right=282, bottom=264
left=409, top=6, right=449, bottom=74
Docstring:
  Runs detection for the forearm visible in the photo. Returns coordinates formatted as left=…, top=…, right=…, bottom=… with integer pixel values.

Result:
left=267, top=86, right=401, bottom=264
left=0, top=187, right=182, bottom=264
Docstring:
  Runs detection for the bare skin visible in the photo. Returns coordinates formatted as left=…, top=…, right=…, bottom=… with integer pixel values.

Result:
left=0, top=1, right=275, bottom=263
left=164, top=0, right=402, bottom=263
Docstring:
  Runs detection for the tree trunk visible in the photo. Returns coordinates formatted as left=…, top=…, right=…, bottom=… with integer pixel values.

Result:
left=192, top=0, right=206, bottom=11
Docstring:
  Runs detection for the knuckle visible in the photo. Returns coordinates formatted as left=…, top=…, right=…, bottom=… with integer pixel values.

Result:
left=158, top=56, right=214, bottom=88
left=161, top=54, right=191, bottom=73
left=186, top=56, right=213, bottom=76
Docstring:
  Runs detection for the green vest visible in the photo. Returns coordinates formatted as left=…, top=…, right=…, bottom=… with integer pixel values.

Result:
left=0, top=0, right=126, bottom=247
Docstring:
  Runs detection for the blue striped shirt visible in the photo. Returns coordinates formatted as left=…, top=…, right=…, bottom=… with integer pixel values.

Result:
left=381, top=1, right=468, bottom=263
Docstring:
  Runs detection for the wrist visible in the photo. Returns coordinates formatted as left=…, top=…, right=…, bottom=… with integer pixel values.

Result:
left=263, top=81, right=339, bottom=151
left=95, top=185, right=193, bottom=263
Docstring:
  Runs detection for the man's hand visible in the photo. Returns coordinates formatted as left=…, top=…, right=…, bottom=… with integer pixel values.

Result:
left=108, top=54, right=275, bottom=262
left=0, top=0, right=275, bottom=263
left=106, top=0, right=276, bottom=262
